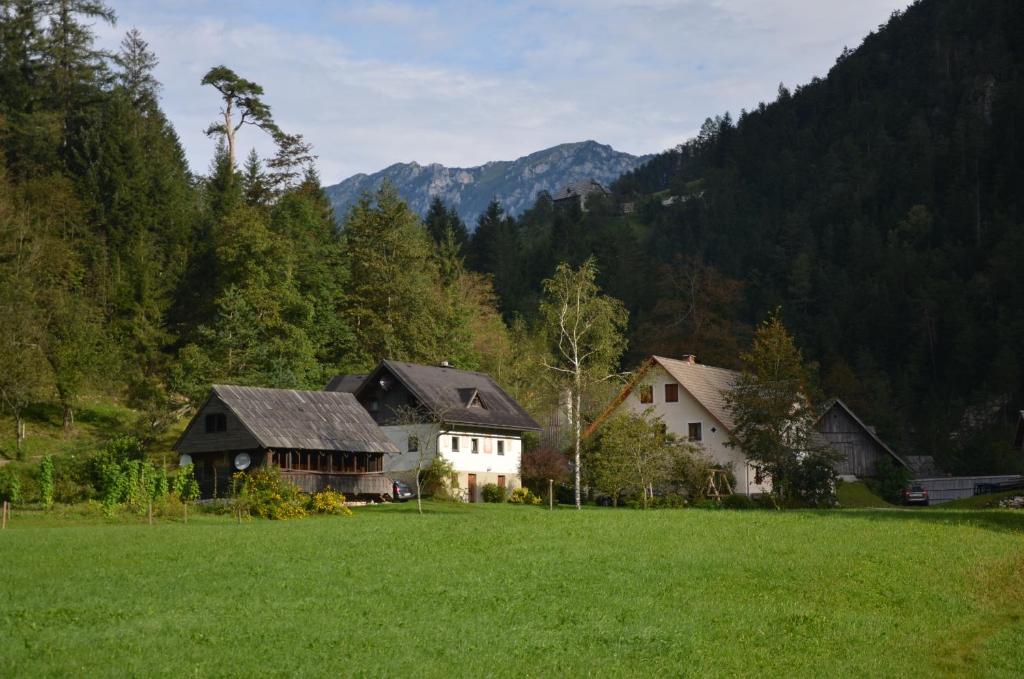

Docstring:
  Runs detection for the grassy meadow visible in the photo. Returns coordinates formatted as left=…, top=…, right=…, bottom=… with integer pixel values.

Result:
left=1, top=502, right=1022, bottom=677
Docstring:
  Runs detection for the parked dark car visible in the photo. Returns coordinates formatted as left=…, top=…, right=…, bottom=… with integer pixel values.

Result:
left=391, top=479, right=414, bottom=502
left=902, top=484, right=929, bottom=506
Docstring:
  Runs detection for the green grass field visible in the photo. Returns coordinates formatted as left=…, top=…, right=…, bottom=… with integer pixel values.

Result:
left=2, top=503, right=1022, bottom=677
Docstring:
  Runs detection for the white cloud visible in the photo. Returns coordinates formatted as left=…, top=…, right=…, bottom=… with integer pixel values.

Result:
left=98, top=0, right=911, bottom=183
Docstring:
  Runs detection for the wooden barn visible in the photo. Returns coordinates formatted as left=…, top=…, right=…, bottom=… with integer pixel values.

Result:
left=815, top=398, right=910, bottom=478
left=174, top=385, right=399, bottom=499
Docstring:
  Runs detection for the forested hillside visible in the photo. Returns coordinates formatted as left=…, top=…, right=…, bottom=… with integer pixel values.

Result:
left=2, top=0, right=1021, bottom=476
left=0, top=1, right=545, bottom=461
left=459, top=0, right=1024, bottom=473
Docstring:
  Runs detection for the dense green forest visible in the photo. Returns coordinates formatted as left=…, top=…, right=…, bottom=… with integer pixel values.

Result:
left=1, top=0, right=1021, bottom=476
left=457, top=0, right=1024, bottom=474
left=0, top=0, right=544, bottom=460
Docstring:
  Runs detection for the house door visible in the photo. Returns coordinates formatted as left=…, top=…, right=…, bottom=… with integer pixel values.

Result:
left=467, top=474, right=477, bottom=503
left=497, top=475, right=506, bottom=489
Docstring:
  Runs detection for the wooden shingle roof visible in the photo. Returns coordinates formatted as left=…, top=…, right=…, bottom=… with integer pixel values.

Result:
left=204, top=385, right=398, bottom=454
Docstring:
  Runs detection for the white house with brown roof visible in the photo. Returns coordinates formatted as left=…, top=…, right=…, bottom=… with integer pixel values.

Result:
left=587, top=355, right=770, bottom=496
left=327, top=360, right=541, bottom=502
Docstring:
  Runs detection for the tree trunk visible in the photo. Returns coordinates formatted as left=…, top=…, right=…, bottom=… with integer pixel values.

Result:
left=15, top=412, right=25, bottom=451
left=573, top=384, right=582, bottom=510
left=62, top=403, right=74, bottom=434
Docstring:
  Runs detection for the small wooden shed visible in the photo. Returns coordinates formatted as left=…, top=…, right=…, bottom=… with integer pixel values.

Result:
left=815, top=398, right=910, bottom=477
left=174, top=385, right=400, bottom=499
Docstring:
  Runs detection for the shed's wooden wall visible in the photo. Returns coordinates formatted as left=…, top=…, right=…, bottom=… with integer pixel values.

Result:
left=177, top=396, right=261, bottom=455
left=816, top=405, right=889, bottom=477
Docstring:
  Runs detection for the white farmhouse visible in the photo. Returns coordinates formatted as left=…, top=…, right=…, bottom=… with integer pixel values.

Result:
left=326, top=360, right=540, bottom=502
left=587, top=354, right=770, bottom=496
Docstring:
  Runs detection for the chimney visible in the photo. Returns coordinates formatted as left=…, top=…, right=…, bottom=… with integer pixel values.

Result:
left=681, top=354, right=696, bottom=364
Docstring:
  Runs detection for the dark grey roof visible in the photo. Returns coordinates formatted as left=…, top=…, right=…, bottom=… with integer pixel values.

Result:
left=325, top=374, right=367, bottom=393
left=335, top=360, right=541, bottom=432
left=552, top=179, right=609, bottom=202
left=209, top=385, right=399, bottom=454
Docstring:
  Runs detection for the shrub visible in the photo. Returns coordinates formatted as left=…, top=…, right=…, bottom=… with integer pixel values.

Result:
left=420, top=456, right=458, bottom=498
left=310, top=487, right=353, bottom=516
left=234, top=468, right=307, bottom=520
left=690, top=498, right=720, bottom=510
left=482, top=483, right=506, bottom=503
left=870, top=456, right=911, bottom=503
left=0, top=465, right=22, bottom=503
left=722, top=493, right=754, bottom=510
left=508, top=486, right=541, bottom=505
left=172, top=464, right=200, bottom=502
left=99, top=458, right=168, bottom=513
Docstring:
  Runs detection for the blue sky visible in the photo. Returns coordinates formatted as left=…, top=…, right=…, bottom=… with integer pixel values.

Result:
left=96, top=1, right=911, bottom=184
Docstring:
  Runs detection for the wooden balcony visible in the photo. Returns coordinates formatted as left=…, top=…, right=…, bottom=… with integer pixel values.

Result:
left=279, top=470, right=391, bottom=497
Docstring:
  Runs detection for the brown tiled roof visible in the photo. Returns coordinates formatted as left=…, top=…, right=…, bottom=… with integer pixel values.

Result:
left=653, top=356, right=739, bottom=430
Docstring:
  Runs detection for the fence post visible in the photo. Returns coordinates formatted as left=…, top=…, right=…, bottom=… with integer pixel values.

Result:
left=549, top=479, right=553, bottom=510
left=148, top=500, right=153, bottom=525
left=184, top=501, right=188, bottom=524
left=2, top=500, right=8, bottom=529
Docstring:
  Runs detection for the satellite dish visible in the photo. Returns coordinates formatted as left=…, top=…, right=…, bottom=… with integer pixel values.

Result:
left=234, top=453, right=251, bottom=471
left=178, top=454, right=192, bottom=467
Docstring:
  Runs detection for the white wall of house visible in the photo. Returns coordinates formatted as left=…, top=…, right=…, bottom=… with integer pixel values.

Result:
left=380, top=423, right=522, bottom=500
left=617, top=365, right=769, bottom=496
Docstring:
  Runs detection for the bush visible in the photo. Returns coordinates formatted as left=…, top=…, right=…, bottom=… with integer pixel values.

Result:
left=234, top=468, right=307, bottom=520
left=870, top=457, right=911, bottom=503
left=508, top=486, right=541, bottom=505
left=420, top=456, right=459, bottom=498
left=690, top=498, right=720, bottom=510
left=172, top=464, right=200, bottom=502
left=0, top=465, right=22, bottom=503
left=722, top=493, right=754, bottom=510
left=99, top=458, right=169, bottom=514
left=482, top=483, right=506, bottom=503
left=310, top=487, right=353, bottom=516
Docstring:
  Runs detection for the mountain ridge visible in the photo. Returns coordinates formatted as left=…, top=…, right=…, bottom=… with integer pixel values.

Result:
left=324, top=140, right=652, bottom=225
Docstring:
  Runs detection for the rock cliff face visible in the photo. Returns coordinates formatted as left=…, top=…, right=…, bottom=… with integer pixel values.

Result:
left=324, top=140, right=651, bottom=226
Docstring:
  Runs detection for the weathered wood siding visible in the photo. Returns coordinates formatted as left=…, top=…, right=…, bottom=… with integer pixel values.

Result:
left=280, top=471, right=391, bottom=496
left=177, top=396, right=261, bottom=455
left=816, top=405, right=888, bottom=477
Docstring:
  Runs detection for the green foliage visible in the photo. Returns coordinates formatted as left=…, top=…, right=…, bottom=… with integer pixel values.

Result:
left=99, top=458, right=167, bottom=514
left=0, top=464, right=22, bottom=503
left=721, top=493, right=754, bottom=510
left=171, top=464, right=200, bottom=502
left=421, top=456, right=459, bottom=498
left=39, top=454, right=54, bottom=508
left=725, top=313, right=839, bottom=506
left=586, top=409, right=694, bottom=508
left=869, top=457, right=912, bottom=504
left=508, top=486, right=542, bottom=505
left=481, top=483, right=506, bottom=503
left=233, top=468, right=307, bottom=520
left=310, top=487, right=353, bottom=516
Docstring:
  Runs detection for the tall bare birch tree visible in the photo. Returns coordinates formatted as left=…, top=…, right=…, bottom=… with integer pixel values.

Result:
left=540, top=258, right=627, bottom=509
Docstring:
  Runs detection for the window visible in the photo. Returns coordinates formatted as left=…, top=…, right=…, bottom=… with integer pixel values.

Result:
left=368, top=398, right=379, bottom=412
left=204, top=413, right=226, bottom=433
left=408, top=435, right=419, bottom=453
left=471, top=438, right=479, bottom=454
left=497, top=440, right=505, bottom=456
left=639, top=385, right=653, bottom=404
left=664, top=384, right=678, bottom=402
left=688, top=422, right=703, bottom=442
left=451, top=436, right=460, bottom=452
